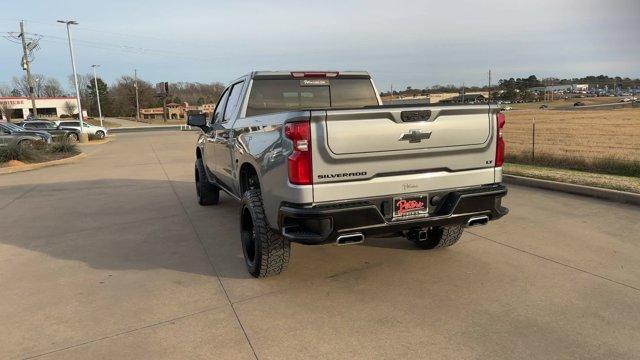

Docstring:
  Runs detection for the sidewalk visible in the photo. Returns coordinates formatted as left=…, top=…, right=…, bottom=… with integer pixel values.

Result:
left=103, top=117, right=153, bottom=128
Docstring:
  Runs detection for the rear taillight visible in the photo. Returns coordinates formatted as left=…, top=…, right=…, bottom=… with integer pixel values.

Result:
left=284, top=121, right=312, bottom=185
left=495, top=112, right=506, bottom=167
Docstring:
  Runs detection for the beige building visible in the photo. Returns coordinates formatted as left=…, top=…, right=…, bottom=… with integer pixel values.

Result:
left=427, top=93, right=458, bottom=103
left=140, top=102, right=216, bottom=120
left=0, top=96, right=78, bottom=120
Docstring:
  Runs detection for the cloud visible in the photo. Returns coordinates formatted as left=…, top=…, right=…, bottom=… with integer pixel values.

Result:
left=1, top=0, right=638, bottom=88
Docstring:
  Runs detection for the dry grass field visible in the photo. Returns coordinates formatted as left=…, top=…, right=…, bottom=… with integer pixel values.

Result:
left=503, top=106, right=640, bottom=176
left=509, top=96, right=632, bottom=110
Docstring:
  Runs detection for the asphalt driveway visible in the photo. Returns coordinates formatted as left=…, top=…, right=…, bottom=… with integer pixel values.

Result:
left=1, top=131, right=639, bottom=359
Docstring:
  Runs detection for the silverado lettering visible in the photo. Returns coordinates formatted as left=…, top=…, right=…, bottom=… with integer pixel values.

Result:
left=318, top=172, right=367, bottom=179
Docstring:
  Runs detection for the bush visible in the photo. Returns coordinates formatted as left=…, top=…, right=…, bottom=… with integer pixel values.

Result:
left=0, top=141, right=39, bottom=163
left=0, top=139, right=79, bottom=165
left=48, top=138, right=79, bottom=154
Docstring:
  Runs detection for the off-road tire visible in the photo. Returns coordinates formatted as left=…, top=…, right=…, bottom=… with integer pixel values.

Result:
left=195, top=159, right=219, bottom=205
left=240, top=189, right=290, bottom=278
left=411, top=225, right=464, bottom=249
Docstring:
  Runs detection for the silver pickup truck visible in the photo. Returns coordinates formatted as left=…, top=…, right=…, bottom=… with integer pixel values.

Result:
left=188, top=71, right=508, bottom=277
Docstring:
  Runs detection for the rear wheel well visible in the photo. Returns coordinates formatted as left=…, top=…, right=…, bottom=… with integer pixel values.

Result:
left=240, top=163, right=260, bottom=194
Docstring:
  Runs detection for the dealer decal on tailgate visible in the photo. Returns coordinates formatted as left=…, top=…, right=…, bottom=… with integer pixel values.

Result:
left=393, top=195, right=429, bottom=218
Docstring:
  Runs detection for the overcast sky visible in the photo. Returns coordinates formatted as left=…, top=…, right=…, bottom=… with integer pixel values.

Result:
left=1, top=0, right=639, bottom=91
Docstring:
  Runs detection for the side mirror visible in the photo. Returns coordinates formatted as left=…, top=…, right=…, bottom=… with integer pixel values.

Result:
left=187, top=114, right=208, bottom=130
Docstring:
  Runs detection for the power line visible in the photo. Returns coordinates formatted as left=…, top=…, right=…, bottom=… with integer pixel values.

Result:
left=2, top=17, right=210, bottom=49
left=21, top=31, right=218, bottom=63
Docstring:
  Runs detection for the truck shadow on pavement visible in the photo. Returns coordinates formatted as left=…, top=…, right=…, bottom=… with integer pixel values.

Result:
left=0, top=178, right=260, bottom=280
left=0, top=178, right=428, bottom=282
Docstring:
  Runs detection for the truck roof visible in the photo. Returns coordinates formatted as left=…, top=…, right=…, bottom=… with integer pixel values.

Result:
left=250, top=71, right=371, bottom=79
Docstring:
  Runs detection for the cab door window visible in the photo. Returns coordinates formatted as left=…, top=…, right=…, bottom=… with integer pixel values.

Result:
left=222, top=82, right=244, bottom=123
left=212, top=89, right=230, bottom=124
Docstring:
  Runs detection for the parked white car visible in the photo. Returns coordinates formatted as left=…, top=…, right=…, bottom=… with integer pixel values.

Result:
left=54, top=120, right=108, bottom=139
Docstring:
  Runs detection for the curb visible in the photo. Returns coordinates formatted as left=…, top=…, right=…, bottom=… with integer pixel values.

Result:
left=108, top=125, right=198, bottom=133
left=77, top=138, right=113, bottom=146
left=0, top=152, right=88, bottom=175
left=503, top=174, right=640, bottom=206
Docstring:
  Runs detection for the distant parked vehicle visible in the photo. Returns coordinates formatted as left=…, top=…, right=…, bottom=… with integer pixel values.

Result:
left=620, top=98, right=632, bottom=103
left=17, top=120, right=80, bottom=142
left=574, top=102, right=585, bottom=107
left=54, top=120, right=108, bottom=139
left=502, top=106, right=513, bottom=111
left=539, top=104, right=548, bottom=109
left=0, top=122, right=52, bottom=147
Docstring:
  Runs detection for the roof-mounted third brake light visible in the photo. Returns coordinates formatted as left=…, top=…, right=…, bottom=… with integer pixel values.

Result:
left=291, top=72, right=339, bottom=78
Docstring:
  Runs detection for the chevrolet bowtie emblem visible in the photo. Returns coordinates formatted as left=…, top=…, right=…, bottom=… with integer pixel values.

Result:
left=399, top=129, right=432, bottom=143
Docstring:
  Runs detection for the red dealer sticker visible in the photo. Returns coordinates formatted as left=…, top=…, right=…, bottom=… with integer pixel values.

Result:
left=393, top=195, right=429, bottom=219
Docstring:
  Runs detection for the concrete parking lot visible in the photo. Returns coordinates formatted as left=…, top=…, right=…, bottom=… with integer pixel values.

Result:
left=1, top=131, right=639, bottom=359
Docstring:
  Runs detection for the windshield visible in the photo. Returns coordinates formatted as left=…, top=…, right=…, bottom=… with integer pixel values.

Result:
left=246, top=78, right=378, bottom=117
left=3, top=123, right=25, bottom=132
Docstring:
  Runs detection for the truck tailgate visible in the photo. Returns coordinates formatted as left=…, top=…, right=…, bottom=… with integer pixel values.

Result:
left=311, top=105, right=500, bottom=202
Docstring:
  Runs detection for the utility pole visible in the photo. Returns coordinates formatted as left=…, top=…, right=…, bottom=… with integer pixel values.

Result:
left=19, top=21, right=38, bottom=118
left=488, top=69, right=491, bottom=104
left=134, top=69, right=140, bottom=121
left=461, top=82, right=465, bottom=103
left=58, top=20, right=87, bottom=142
left=91, top=65, right=103, bottom=127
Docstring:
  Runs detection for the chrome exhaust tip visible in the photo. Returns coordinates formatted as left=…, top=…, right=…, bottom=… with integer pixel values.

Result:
left=467, top=215, right=489, bottom=227
left=336, top=233, right=365, bottom=246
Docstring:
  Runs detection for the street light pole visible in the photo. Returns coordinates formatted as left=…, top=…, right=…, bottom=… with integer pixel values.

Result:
left=91, top=64, right=103, bottom=127
left=58, top=19, right=87, bottom=143
left=134, top=69, right=140, bottom=121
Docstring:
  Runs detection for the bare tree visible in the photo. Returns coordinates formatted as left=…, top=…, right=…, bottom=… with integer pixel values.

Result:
left=63, top=101, right=77, bottom=116
left=110, top=76, right=158, bottom=117
left=169, top=82, right=225, bottom=105
left=12, top=74, right=47, bottom=97
left=0, top=102, right=13, bottom=121
left=0, top=84, right=12, bottom=96
left=41, top=78, right=65, bottom=97
left=68, top=73, right=92, bottom=108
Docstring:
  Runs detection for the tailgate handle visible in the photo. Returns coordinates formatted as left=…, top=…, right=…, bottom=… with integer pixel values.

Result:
left=401, top=110, right=431, bottom=122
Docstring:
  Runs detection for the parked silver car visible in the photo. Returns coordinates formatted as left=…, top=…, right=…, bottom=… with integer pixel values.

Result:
left=54, top=120, right=108, bottom=139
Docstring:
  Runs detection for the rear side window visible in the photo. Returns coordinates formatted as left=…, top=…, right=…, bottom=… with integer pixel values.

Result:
left=246, top=78, right=378, bottom=117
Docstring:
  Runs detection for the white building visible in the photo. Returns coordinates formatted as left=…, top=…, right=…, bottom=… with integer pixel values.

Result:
left=0, top=96, right=78, bottom=120
left=528, top=84, right=589, bottom=93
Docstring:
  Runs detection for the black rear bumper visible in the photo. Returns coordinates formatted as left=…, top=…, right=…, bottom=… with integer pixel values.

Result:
left=278, top=184, right=508, bottom=244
